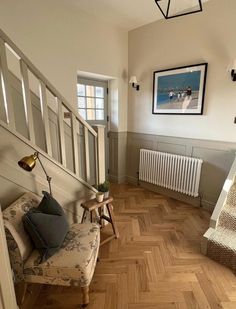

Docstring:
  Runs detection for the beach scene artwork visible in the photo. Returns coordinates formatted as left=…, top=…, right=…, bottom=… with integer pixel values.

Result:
left=153, top=63, right=207, bottom=115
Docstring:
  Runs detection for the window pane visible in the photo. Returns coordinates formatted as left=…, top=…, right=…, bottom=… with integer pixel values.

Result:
left=87, top=98, right=95, bottom=108
left=79, top=109, right=86, bottom=120
left=77, top=84, right=85, bottom=96
left=96, top=98, right=104, bottom=109
left=86, top=85, right=95, bottom=97
left=96, top=109, right=104, bottom=120
left=78, top=97, right=86, bottom=108
left=95, top=87, right=104, bottom=98
left=87, top=109, right=95, bottom=120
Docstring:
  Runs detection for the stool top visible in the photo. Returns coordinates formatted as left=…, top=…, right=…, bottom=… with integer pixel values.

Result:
left=81, top=196, right=113, bottom=211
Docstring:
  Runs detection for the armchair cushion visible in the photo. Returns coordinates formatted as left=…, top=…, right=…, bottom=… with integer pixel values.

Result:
left=23, top=223, right=100, bottom=287
left=22, top=191, right=69, bottom=263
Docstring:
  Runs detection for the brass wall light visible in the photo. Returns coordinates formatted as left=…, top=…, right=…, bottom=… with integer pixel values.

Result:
left=18, top=151, right=52, bottom=195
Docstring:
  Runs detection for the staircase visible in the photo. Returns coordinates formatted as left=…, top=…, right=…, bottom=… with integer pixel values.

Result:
left=202, top=156, right=236, bottom=272
left=0, top=29, right=105, bottom=213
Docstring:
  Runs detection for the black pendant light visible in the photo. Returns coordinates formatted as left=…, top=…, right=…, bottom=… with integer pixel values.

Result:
left=155, top=0, right=203, bottom=20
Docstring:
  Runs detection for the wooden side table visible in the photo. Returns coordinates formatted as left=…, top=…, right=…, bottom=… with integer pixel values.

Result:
left=81, top=196, right=119, bottom=246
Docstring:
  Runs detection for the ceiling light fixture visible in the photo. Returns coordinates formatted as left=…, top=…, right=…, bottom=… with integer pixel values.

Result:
left=155, top=0, right=203, bottom=20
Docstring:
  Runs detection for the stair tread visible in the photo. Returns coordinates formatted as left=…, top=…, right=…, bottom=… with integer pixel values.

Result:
left=209, top=227, right=236, bottom=251
left=221, top=206, right=236, bottom=216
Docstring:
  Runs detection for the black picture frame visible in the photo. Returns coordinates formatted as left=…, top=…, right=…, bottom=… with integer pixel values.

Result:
left=152, top=63, right=208, bottom=115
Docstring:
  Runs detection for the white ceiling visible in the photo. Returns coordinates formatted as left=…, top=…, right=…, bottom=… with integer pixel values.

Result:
left=71, top=0, right=210, bottom=30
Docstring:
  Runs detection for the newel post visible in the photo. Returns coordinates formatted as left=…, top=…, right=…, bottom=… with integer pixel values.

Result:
left=94, top=125, right=106, bottom=184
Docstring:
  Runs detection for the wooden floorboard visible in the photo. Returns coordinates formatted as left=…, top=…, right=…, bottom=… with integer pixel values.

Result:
left=21, top=183, right=236, bottom=309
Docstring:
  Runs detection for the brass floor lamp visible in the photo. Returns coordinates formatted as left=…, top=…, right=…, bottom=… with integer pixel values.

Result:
left=18, top=152, right=52, bottom=195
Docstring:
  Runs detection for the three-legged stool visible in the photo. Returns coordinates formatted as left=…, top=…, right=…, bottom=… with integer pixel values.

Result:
left=81, top=196, right=119, bottom=246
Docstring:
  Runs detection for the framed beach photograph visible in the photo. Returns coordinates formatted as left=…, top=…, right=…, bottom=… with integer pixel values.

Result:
left=152, top=63, right=208, bottom=115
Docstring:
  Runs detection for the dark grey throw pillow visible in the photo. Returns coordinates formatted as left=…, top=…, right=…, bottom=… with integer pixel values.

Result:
left=37, top=191, right=64, bottom=215
left=23, top=191, right=69, bottom=263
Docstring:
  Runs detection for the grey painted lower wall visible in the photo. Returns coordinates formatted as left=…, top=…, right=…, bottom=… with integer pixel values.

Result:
left=107, top=130, right=236, bottom=209
left=109, top=131, right=127, bottom=183
left=125, top=132, right=236, bottom=209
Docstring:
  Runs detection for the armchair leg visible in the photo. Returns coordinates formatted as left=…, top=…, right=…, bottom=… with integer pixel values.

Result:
left=15, top=282, right=27, bottom=305
left=81, top=286, right=89, bottom=307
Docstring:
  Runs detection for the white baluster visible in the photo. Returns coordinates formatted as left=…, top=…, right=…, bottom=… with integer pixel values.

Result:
left=84, top=126, right=91, bottom=183
left=94, top=125, right=105, bottom=184
left=71, top=114, right=80, bottom=177
left=0, top=38, right=15, bottom=129
left=20, top=60, right=35, bottom=143
left=39, top=81, right=52, bottom=156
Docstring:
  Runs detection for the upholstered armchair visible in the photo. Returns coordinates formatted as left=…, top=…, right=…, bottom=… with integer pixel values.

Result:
left=3, top=192, right=100, bottom=307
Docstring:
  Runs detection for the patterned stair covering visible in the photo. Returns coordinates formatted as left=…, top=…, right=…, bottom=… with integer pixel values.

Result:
left=207, top=177, right=236, bottom=271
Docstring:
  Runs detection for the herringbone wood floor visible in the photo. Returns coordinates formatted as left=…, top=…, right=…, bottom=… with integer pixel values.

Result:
left=21, top=184, right=236, bottom=309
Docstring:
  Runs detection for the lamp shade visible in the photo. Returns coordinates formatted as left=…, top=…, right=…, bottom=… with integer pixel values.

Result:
left=18, top=153, right=38, bottom=172
left=129, top=76, right=138, bottom=84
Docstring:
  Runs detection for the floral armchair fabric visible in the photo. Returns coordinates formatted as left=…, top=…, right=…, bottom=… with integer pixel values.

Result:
left=3, top=192, right=100, bottom=290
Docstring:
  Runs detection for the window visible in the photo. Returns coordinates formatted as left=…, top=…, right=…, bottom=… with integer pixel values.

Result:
left=77, top=83, right=105, bottom=121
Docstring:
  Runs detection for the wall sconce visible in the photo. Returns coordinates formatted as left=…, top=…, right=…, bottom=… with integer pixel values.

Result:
left=231, top=60, right=236, bottom=81
left=129, top=76, right=140, bottom=91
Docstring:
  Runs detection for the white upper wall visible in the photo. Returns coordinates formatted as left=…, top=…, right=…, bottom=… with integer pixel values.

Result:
left=67, top=0, right=210, bottom=30
left=128, top=0, right=236, bottom=142
left=0, top=0, right=128, bottom=131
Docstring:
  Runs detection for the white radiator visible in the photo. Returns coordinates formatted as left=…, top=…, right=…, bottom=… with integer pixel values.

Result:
left=139, top=149, right=203, bottom=197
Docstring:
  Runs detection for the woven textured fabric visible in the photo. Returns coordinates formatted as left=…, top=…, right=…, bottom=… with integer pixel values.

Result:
left=207, top=179, right=236, bottom=272
left=24, top=223, right=100, bottom=287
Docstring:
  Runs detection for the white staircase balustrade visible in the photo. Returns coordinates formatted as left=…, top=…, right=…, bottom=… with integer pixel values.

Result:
left=0, top=28, right=106, bottom=190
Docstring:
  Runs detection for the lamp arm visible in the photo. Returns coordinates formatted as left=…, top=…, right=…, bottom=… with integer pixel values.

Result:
left=35, top=152, right=52, bottom=195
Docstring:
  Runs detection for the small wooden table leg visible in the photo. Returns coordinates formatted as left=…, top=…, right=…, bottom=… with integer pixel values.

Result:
left=81, top=209, right=86, bottom=223
left=90, top=211, right=93, bottom=223
left=106, top=203, right=119, bottom=239
left=98, top=207, right=102, bottom=225
left=98, top=206, right=105, bottom=227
